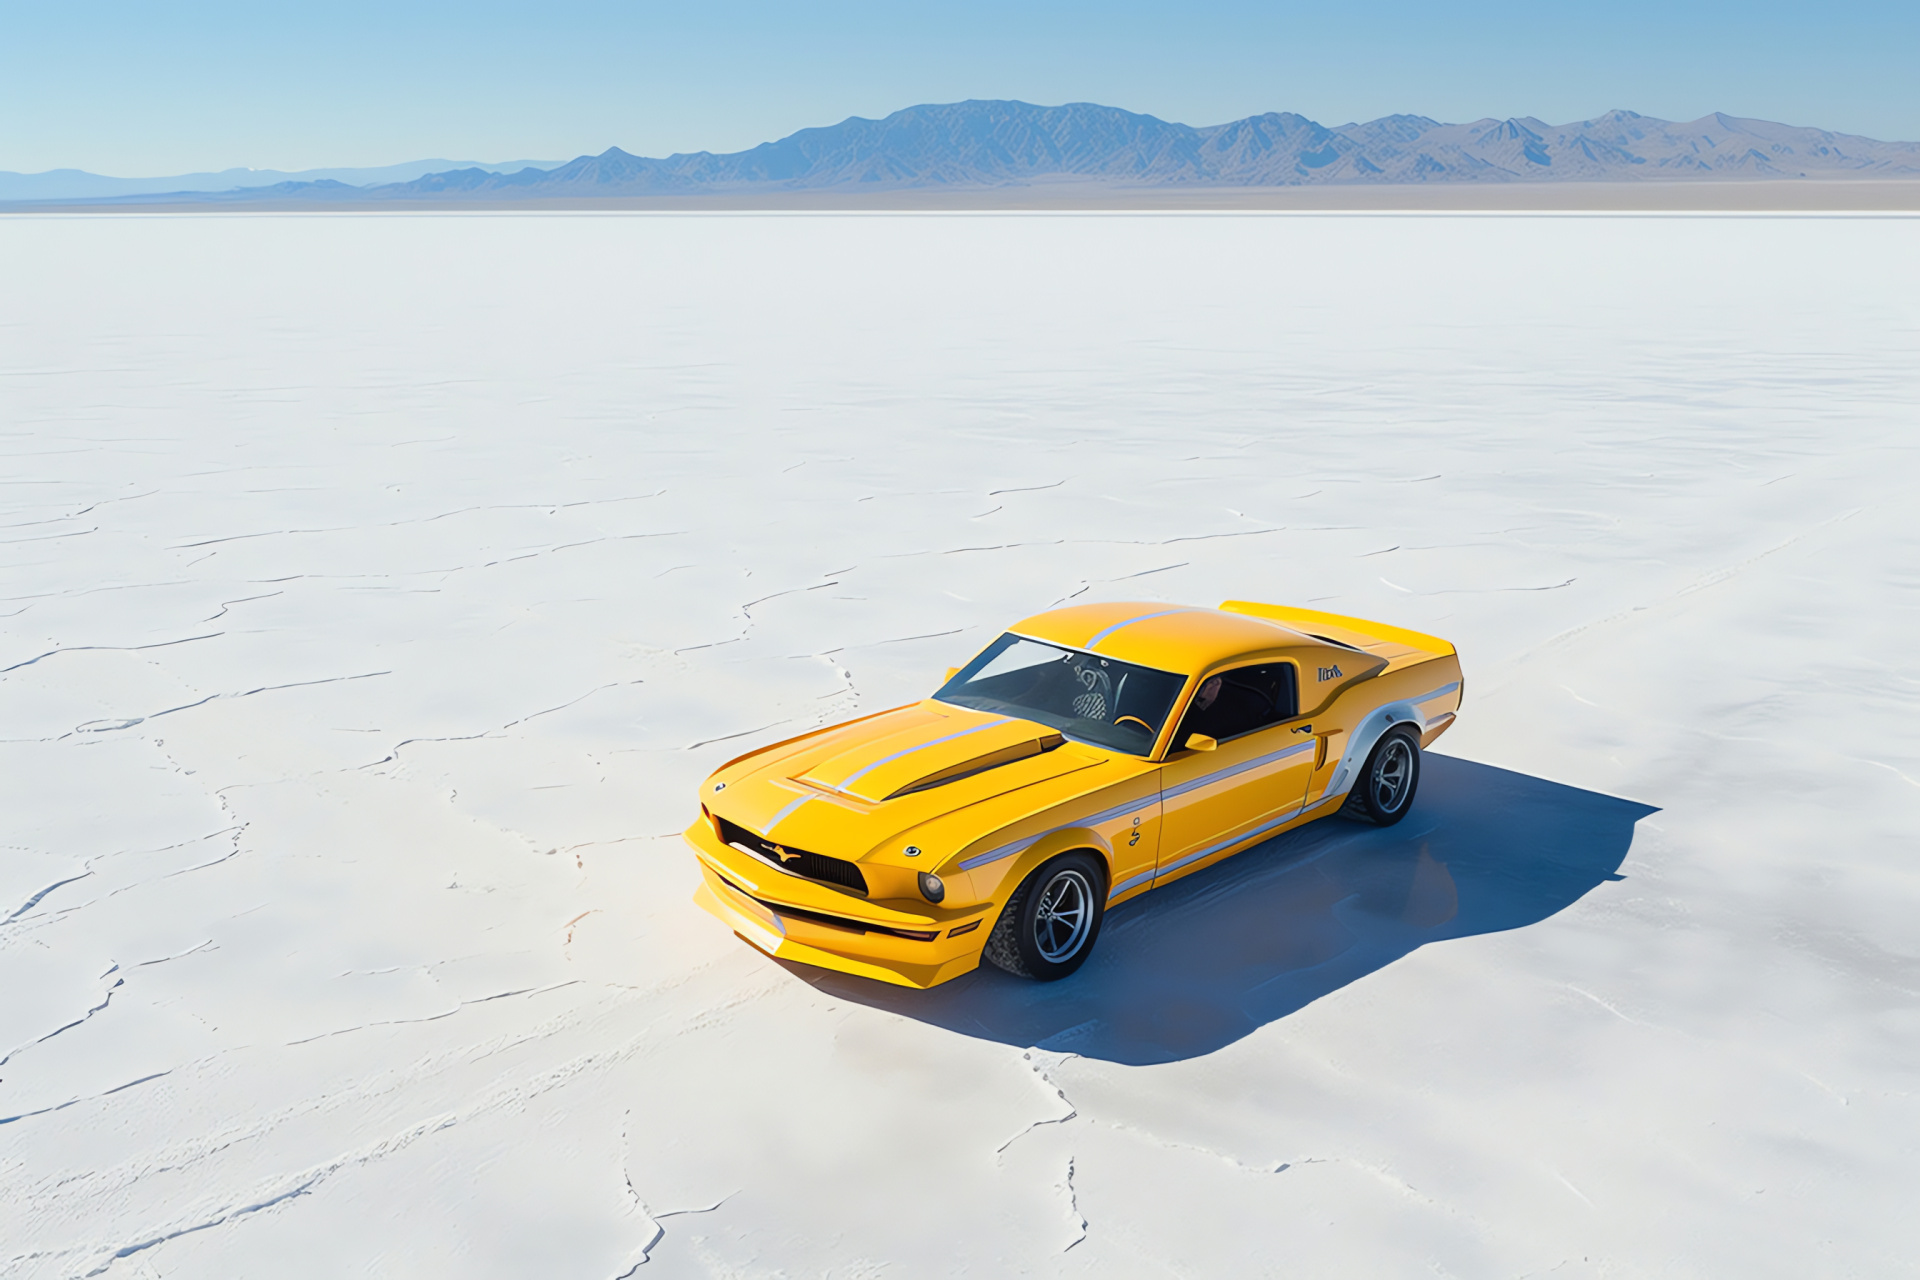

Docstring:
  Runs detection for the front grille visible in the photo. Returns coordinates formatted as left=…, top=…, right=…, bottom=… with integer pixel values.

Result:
left=714, top=872, right=938, bottom=943
left=717, top=815, right=868, bottom=895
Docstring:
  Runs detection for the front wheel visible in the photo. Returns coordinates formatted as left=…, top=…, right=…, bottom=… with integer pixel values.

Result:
left=983, top=852, right=1106, bottom=981
left=1340, top=726, right=1421, bottom=826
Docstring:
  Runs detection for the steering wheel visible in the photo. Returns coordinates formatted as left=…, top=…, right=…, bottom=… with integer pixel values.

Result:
left=1114, top=715, right=1153, bottom=733
left=1072, top=664, right=1114, bottom=720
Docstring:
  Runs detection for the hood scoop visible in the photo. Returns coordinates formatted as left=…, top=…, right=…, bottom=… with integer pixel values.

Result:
left=882, top=732, right=1066, bottom=800
left=797, top=713, right=1066, bottom=804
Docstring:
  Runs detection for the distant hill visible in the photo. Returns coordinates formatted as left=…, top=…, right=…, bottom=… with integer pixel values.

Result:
left=14, top=102, right=1920, bottom=207
left=0, top=157, right=562, bottom=203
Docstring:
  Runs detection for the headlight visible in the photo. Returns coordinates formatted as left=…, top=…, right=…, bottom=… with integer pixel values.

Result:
left=917, top=872, right=946, bottom=904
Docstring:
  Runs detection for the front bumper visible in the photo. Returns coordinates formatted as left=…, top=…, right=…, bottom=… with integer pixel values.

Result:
left=684, top=820, right=991, bottom=989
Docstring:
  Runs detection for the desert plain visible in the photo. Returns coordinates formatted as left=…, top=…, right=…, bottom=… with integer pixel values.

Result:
left=2, top=210, right=1917, bottom=1277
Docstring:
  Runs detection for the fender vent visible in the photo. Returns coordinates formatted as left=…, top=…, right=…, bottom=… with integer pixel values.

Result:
left=717, top=816, right=868, bottom=895
left=1307, top=633, right=1365, bottom=652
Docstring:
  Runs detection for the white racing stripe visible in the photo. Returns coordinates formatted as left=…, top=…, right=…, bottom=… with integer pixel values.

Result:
left=763, top=792, right=815, bottom=834
left=831, top=717, right=1008, bottom=792
left=958, top=736, right=1315, bottom=874
left=1162, top=740, right=1314, bottom=804
left=957, top=795, right=1147, bottom=871
left=1142, top=791, right=1346, bottom=890
left=1083, top=607, right=1197, bottom=650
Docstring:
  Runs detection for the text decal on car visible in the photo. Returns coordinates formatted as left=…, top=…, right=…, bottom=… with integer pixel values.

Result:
left=1317, top=665, right=1343, bottom=681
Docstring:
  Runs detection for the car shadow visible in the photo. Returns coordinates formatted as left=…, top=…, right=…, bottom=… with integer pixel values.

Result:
left=791, top=755, right=1658, bottom=1065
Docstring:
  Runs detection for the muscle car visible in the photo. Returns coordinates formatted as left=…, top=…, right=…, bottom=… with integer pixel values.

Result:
left=685, top=600, right=1463, bottom=987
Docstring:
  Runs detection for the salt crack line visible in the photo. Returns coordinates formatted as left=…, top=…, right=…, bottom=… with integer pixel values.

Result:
left=201, top=590, right=283, bottom=622
left=1110, top=561, right=1189, bottom=580
left=1559, top=982, right=1646, bottom=1026
left=501, top=679, right=642, bottom=730
left=4, top=871, right=93, bottom=923
left=92, top=826, right=247, bottom=900
left=71, top=1029, right=668, bottom=1271
left=1099, top=1117, right=1295, bottom=1177
left=888, top=527, right=1289, bottom=564
left=364, top=679, right=641, bottom=766
left=101, top=839, right=245, bottom=895
left=996, top=1048, right=1079, bottom=1157
left=0, top=501, right=104, bottom=530
left=0, top=979, right=122, bottom=1070
left=1128, top=527, right=1283, bottom=547
left=0, top=577, right=188, bottom=607
left=0, top=524, right=97, bottom=546
left=76, top=694, right=216, bottom=732
left=0, top=1069, right=171, bottom=1128
left=989, top=480, right=1067, bottom=495
left=378, top=489, right=668, bottom=529
left=1381, top=576, right=1575, bottom=597
left=1061, top=1158, right=1087, bottom=1252
left=283, top=979, right=582, bottom=1045
left=137, top=939, right=217, bottom=966
left=2, top=632, right=223, bottom=675
left=169, top=526, right=350, bottom=550
left=685, top=720, right=792, bottom=751
left=1049, top=560, right=1189, bottom=606
left=868, top=627, right=966, bottom=647
left=78, top=1128, right=419, bottom=1277
left=619, top=1193, right=739, bottom=1274
left=674, top=577, right=841, bottom=654
left=1498, top=506, right=1866, bottom=676
left=359, top=730, right=494, bottom=769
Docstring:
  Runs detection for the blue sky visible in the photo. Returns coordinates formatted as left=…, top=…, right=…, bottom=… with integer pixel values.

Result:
left=3, top=0, right=1916, bottom=175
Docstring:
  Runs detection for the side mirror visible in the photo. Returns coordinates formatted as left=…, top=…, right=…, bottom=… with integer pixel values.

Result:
left=944, top=667, right=960, bottom=682
left=1184, top=733, right=1218, bottom=752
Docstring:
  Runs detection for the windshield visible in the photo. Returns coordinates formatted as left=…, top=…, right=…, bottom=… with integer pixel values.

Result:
left=933, top=633, right=1188, bottom=755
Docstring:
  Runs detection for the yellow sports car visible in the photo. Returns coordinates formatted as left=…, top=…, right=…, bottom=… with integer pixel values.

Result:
left=685, top=600, right=1463, bottom=988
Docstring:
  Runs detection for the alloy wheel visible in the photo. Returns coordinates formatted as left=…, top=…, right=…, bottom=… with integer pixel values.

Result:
left=1032, top=868, right=1093, bottom=963
left=1373, top=736, right=1413, bottom=812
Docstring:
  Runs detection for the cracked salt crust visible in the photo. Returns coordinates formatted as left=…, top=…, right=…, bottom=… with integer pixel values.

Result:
left=2, top=210, right=1918, bottom=1277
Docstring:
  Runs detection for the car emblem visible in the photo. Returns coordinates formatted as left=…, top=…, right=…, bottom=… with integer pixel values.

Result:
left=904, top=845, right=922, bottom=857
left=769, top=845, right=802, bottom=863
left=1317, top=665, right=1343, bottom=681
left=713, top=782, right=726, bottom=792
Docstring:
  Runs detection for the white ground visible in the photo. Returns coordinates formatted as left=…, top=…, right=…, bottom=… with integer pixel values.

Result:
left=2, top=211, right=1917, bottom=1278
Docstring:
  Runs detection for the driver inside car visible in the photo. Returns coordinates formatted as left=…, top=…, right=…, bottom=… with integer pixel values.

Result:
left=1191, top=675, right=1222, bottom=714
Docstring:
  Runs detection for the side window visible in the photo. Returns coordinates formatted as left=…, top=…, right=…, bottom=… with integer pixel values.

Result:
left=1176, top=662, right=1299, bottom=745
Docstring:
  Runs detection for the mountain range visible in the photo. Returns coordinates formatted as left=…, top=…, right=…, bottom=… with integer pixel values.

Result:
left=13, top=101, right=1920, bottom=206
left=0, top=157, right=561, bottom=204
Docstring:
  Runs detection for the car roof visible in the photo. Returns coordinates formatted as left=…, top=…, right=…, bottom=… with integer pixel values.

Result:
left=1010, top=601, right=1311, bottom=677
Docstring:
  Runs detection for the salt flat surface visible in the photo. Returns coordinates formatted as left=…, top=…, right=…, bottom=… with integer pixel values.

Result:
left=2, top=211, right=1917, bottom=1278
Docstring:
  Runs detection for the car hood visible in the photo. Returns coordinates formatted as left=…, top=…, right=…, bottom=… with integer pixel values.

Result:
left=706, top=701, right=1105, bottom=864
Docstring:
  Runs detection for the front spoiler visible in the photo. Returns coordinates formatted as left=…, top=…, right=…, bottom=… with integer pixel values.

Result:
left=685, top=823, right=989, bottom=989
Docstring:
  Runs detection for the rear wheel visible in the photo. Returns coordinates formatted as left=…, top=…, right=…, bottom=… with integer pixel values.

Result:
left=983, top=852, right=1106, bottom=981
left=1340, top=726, right=1421, bottom=826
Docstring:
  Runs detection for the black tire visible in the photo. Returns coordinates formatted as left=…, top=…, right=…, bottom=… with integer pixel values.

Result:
left=1340, top=726, right=1421, bottom=826
left=983, top=852, right=1106, bottom=981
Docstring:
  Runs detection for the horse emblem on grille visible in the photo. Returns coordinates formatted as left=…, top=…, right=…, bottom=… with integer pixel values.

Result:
left=768, top=844, right=802, bottom=864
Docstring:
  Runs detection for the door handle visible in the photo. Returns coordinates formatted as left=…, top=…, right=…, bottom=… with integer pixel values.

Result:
left=1291, top=723, right=1313, bottom=734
